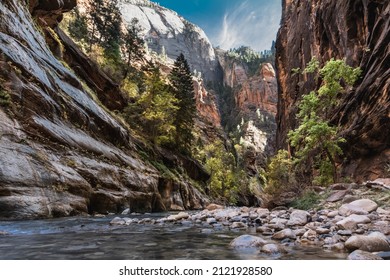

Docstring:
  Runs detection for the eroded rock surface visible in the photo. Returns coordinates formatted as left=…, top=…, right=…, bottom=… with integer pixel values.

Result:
left=276, top=0, right=390, bottom=181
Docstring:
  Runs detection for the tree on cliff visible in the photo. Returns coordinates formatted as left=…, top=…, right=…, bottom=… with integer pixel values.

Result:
left=121, top=18, right=146, bottom=80
left=288, top=58, right=361, bottom=185
left=168, top=54, right=196, bottom=154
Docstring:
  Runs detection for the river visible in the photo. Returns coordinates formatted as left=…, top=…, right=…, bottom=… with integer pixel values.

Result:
left=0, top=213, right=348, bottom=260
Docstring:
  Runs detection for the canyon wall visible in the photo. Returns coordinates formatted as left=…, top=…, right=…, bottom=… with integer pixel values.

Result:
left=276, top=0, right=390, bottom=181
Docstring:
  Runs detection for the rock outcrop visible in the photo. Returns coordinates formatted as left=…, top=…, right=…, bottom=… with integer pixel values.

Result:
left=0, top=0, right=208, bottom=219
left=216, top=50, right=278, bottom=172
left=118, top=0, right=222, bottom=82
left=275, top=0, right=390, bottom=181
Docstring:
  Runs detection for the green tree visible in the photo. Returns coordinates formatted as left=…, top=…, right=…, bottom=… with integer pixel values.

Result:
left=169, top=53, right=196, bottom=154
left=121, top=18, right=146, bottom=80
left=288, top=58, right=361, bottom=184
left=124, top=67, right=178, bottom=146
left=67, top=7, right=89, bottom=45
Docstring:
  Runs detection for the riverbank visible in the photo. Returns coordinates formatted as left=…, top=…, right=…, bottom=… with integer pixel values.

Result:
left=110, top=180, right=390, bottom=260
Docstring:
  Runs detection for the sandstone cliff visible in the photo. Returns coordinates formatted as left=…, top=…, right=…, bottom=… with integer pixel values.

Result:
left=276, top=0, right=390, bottom=181
left=0, top=0, right=209, bottom=219
left=118, top=0, right=222, bottom=82
left=216, top=50, right=278, bottom=168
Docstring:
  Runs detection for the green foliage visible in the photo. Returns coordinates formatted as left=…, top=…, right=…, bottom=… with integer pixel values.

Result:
left=290, top=190, right=321, bottom=210
left=121, top=18, right=146, bottom=80
left=67, top=7, right=89, bottom=45
left=169, top=53, right=196, bottom=154
left=123, top=67, right=178, bottom=146
left=199, top=141, right=243, bottom=204
left=0, top=81, right=10, bottom=107
left=264, top=150, right=296, bottom=195
left=288, top=57, right=361, bottom=185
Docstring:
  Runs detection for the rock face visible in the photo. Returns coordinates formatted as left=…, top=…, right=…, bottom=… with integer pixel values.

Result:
left=216, top=49, right=278, bottom=172
left=118, top=0, right=221, bottom=82
left=0, top=0, right=209, bottom=219
left=276, top=0, right=390, bottom=181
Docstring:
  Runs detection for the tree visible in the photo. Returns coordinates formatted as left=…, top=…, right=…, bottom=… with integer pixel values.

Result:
left=124, top=67, right=178, bottom=146
left=121, top=18, right=146, bottom=80
left=288, top=58, right=361, bottom=184
left=168, top=53, right=196, bottom=154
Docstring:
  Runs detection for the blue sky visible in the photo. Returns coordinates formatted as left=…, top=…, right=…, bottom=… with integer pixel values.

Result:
left=151, top=0, right=282, bottom=52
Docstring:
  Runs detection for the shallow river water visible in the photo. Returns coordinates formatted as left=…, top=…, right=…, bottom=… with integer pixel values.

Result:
left=0, top=213, right=348, bottom=260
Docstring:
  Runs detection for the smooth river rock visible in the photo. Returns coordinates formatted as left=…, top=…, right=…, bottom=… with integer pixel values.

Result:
left=272, top=228, right=296, bottom=240
left=345, top=232, right=390, bottom=252
left=287, top=210, right=310, bottom=226
left=230, top=235, right=268, bottom=248
left=339, top=199, right=378, bottom=216
left=336, top=214, right=371, bottom=230
left=347, top=250, right=383, bottom=260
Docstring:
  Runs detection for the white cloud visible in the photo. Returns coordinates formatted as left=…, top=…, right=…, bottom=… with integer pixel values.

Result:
left=215, top=0, right=281, bottom=52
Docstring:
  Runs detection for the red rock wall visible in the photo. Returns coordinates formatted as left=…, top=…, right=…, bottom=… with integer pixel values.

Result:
left=276, top=0, right=390, bottom=180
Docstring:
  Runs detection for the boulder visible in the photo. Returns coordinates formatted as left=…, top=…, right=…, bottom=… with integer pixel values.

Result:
left=336, top=214, right=370, bottom=230
left=339, top=199, right=378, bottom=216
left=345, top=232, right=390, bottom=252
left=230, top=235, right=268, bottom=248
left=287, top=210, right=310, bottom=226
left=347, top=250, right=383, bottom=260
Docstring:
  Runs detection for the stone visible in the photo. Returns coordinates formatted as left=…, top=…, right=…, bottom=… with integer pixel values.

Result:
left=109, top=217, right=125, bottom=226
left=336, top=214, right=371, bottom=230
left=206, top=218, right=217, bottom=225
left=287, top=210, right=310, bottom=226
left=327, top=211, right=339, bottom=218
left=270, top=218, right=288, bottom=224
left=339, top=199, right=378, bottom=216
left=293, top=228, right=307, bottom=237
left=341, top=195, right=359, bottom=204
left=345, top=232, right=390, bottom=252
left=365, top=178, right=390, bottom=190
left=261, top=244, right=283, bottom=254
left=272, top=228, right=296, bottom=240
left=121, top=208, right=130, bottom=215
left=123, top=217, right=133, bottom=225
left=347, top=250, right=383, bottom=260
left=326, top=190, right=351, bottom=202
left=302, top=229, right=317, bottom=241
left=206, top=204, right=224, bottom=211
left=377, top=208, right=390, bottom=215
left=229, top=235, right=268, bottom=248
left=231, top=222, right=247, bottom=229
left=339, top=205, right=368, bottom=216
left=316, top=227, right=331, bottom=234
left=256, top=208, right=270, bottom=218
left=375, top=251, right=390, bottom=260
left=337, top=230, right=352, bottom=236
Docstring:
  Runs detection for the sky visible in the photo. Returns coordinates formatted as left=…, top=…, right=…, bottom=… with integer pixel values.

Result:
left=151, top=0, right=282, bottom=52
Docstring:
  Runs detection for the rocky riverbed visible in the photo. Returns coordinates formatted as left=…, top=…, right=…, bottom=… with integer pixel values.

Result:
left=110, top=182, right=390, bottom=260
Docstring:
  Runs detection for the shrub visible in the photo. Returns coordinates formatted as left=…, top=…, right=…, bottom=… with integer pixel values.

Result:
left=264, top=149, right=296, bottom=196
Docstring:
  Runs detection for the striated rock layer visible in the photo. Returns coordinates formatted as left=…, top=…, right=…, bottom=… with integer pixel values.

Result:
left=0, top=0, right=208, bottom=219
left=276, top=0, right=390, bottom=181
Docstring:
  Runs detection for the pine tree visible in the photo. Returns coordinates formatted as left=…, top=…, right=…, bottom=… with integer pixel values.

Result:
left=121, top=18, right=146, bottom=80
left=169, top=53, right=196, bottom=154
